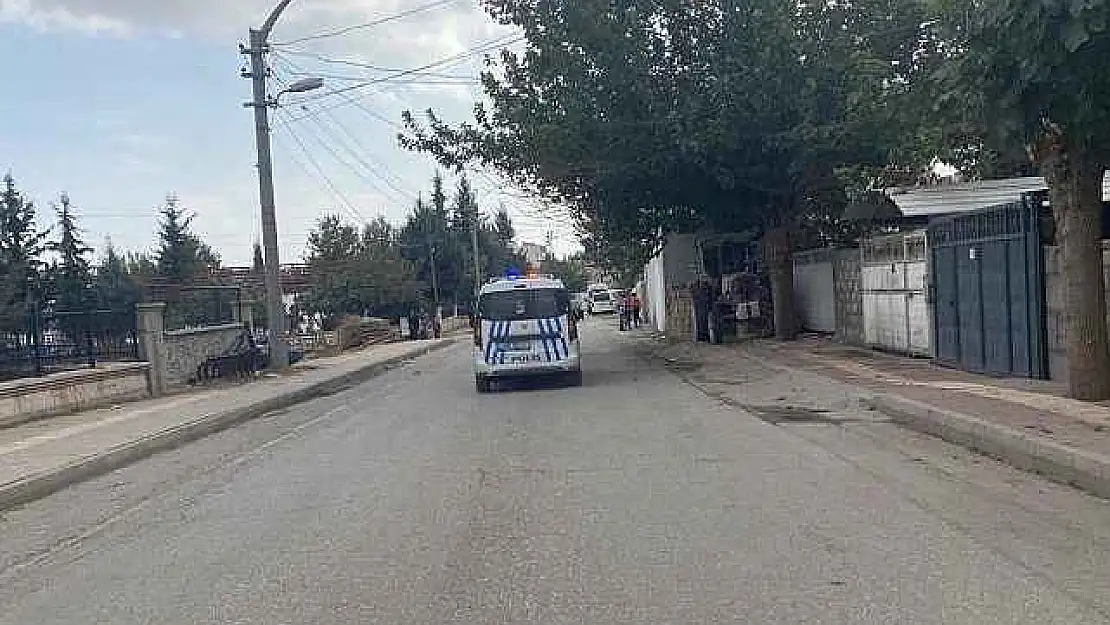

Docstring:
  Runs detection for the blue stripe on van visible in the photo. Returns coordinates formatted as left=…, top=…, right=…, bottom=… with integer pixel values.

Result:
left=538, top=318, right=553, bottom=362
left=554, top=317, right=569, bottom=358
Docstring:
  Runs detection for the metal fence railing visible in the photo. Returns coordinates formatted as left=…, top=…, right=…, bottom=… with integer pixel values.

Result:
left=145, top=285, right=241, bottom=332
left=0, top=308, right=140, bottom=381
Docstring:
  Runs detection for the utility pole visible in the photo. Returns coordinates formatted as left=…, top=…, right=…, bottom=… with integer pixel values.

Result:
left=429, top=243, right=440, bottom=317
left=241, top=0, right=295, bottom=371
left=471, top=206, right=482, bottom=295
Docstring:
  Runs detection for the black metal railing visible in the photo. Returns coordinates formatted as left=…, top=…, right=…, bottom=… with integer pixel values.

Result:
left=155, top=286, right=241, bottom=332
left=0, top=307, right=139, bottom=381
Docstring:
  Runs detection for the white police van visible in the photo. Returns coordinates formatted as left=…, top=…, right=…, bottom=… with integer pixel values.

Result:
left=473, top=275, right=582, bottom=393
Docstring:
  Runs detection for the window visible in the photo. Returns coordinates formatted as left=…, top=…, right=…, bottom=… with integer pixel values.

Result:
left=479, top=288, right=571, bottom=320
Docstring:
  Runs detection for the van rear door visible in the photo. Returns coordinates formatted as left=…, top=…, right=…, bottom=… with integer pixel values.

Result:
left=479, top=287, right=571, bottom=365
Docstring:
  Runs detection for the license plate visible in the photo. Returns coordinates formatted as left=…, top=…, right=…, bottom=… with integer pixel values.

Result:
left=501, top=342, right=531, bottom=351
left=508, top=354, right=542, bottom=364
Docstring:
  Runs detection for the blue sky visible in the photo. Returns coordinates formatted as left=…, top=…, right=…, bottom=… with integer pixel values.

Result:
left=0, top=0, right=576, bottom=266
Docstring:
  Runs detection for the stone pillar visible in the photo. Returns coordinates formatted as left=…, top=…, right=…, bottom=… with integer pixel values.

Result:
left=136, top=302, right=167, bottom=398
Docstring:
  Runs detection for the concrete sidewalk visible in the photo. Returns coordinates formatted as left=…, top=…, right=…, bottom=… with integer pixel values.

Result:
left=0, top=338, right=455, bottom=511
left=639, top=333, right=1110, bottom=499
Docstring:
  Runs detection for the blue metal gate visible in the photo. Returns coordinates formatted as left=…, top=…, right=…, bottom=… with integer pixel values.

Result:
left=928, top=193, right=1048, bottom=378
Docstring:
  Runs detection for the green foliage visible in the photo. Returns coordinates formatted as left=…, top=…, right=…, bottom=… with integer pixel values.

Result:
left=302, top=215, right=422, bottom=326
left=155, top=195, right=220, bottom=282
left=0, top=174, right=49, bottom=330
left=48, top=193, right=94, bottom=312
left=401, top=0, right=938, bottom=259
left=94, top=240, right=143, bottom=332
left=543, top=253, right=589, bottom=293
left=303, top=172, right=525, bottom=322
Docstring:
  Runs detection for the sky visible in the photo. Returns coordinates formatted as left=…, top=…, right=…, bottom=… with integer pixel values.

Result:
left=0, top=0, right=578, bottom=267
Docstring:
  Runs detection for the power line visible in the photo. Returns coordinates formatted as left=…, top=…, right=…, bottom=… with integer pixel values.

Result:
left=275, top=105, right=415, bottom=208
left=295, top=34, right=525, bottom=104
left=272, top=0, right=460, bottom=46
left=272, top=118, right=368, bottom=225
left=272, top=59, right=416, bottom=197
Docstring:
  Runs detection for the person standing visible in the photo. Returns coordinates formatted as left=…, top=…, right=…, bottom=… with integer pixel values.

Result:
left=629, top=292, right=642, bottom=328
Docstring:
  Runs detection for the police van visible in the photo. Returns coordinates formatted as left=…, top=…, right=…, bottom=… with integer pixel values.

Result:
left=473, top=275, right=582, bottom=393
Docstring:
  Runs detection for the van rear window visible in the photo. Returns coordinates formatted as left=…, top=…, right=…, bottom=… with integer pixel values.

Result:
left=479, top=288, right=570, bottom=320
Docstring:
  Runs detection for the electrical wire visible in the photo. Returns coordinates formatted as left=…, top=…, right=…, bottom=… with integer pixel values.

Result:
left=272, top=59, right=416, bottom=197
left=272, top=0, right=460, bottom=46
left=272, top=116, right=369, bottom=225
left=293, top=34, right=525, bottom=104
left=276, top=104, right=415, bottom=208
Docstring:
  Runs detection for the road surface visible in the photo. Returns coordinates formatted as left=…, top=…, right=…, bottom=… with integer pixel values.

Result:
left=1, top=318, right=1109, bottom=623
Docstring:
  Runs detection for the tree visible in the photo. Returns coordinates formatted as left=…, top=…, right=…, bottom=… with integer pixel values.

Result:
left=401, top=0, right=937, bottom=340
left=303, top=214, right=363, bottom=324
left=94, top=239, right=143, bottom=332
left=544, top=253, right=589, bottom=293
left=155, top=194, right=218, bottom=282
left=49, top=193, right=93, bottom=312
left=0, top=174, right=49, bottom=330
left=925, top=1, right=1110, bottom=399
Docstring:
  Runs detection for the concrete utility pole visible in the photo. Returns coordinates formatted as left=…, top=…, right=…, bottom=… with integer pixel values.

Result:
left=429, top=243, right=441, bottom=317
left=471, top=206, right=482, bottom=295
left=240, top=0, right=316, bottom=371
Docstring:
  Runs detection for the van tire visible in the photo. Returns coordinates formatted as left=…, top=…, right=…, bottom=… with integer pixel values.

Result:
left=566, top=370, right=583, bottom=387
left=475, top=375, right=492, bottom=393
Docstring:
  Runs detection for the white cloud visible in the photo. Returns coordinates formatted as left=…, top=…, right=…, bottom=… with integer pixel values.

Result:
left=1, top=0, right=574, bottom=264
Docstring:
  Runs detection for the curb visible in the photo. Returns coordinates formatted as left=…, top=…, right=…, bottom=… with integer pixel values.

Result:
left=0, top=338, right=457, bottom=512
left=863, top=393, right=1110, bottom=499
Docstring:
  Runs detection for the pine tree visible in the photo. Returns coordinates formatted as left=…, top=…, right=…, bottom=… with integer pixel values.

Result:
left=155, top=194, right=218, bottom=282
left=0, top=174, right=49, bottom=330
left=49, top=193, right=93, bottom=311
left=155, top=194, right=196, bottom=282
left=94, top=239, right=142, bottom=332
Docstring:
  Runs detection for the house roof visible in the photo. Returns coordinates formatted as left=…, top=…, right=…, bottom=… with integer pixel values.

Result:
left=886, top=175, right=1110, bottom=218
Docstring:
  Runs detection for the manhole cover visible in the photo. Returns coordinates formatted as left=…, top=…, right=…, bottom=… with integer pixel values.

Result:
left=740, top=404, right=839, bottom=425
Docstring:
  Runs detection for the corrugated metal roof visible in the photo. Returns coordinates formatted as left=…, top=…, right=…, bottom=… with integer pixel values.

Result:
left=886, top=174, right=1110, bottom=217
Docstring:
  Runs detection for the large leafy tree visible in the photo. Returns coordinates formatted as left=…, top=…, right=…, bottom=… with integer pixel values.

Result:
left=402, top=0, right=938, bottom=339
left=925, top=0, right=1110, bottom=399
left=0, top=174, right=49, bottom=330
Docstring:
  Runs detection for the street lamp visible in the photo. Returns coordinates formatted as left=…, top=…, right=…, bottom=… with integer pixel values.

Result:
left=278, top=77, right=324, bottom=99
left=241, top=0, right=322, bottom=371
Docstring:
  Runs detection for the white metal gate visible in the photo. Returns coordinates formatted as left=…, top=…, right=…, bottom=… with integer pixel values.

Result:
left=861, top=230, right=931, bottom=356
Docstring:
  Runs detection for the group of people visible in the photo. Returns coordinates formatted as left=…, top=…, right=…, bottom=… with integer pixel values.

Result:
left=617, top=291, right=642, bottom=331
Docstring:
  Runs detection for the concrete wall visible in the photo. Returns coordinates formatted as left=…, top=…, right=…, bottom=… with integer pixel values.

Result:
left=644, top=253, right=667, bottom=332
left=1042, top=242, right=1110, bottom=381
left=0, top=362, right=151, bottom=428
left=793, top=248, right=837, bottom=333
left=833, top=249, right=865, bottom=346
left=162, top=323, right=245, bottom=386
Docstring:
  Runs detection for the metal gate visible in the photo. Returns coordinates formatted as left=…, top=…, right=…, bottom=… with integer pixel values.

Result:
left=861, top=230, right=930, bottom=356
left=928, top=193, right=1048, bottom=378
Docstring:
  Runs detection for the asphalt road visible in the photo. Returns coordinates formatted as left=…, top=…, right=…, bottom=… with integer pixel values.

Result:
left=2, top=317, right=1110, bottom=623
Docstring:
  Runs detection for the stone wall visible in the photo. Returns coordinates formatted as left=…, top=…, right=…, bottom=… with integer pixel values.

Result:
left=0, top=362, right=151, bottom=428
left=833, top=248, right=865, bottom=346
left=1042, top=242, right=1110, bottom=381
left=162, top=324, right=246, bottom=386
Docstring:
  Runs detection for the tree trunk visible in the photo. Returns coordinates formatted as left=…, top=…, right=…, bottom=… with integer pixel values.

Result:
left=1042, top=145, right=1110, bottom=399
left=764, top=227, right=797, bottom=340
